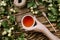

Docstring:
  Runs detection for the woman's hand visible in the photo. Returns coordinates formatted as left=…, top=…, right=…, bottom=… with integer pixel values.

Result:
left=33, top=16, right=60, bottom=40
left=33, top=16, right=47, bottom=32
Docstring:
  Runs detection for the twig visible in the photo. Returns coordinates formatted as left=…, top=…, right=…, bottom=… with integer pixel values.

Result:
left=42, top=12, right=57, bottom=32
left=35, top=0, right=40, bottom=6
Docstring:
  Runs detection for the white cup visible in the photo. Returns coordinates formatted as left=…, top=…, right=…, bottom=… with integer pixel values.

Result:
left=21, top=15, right=36, bottom=30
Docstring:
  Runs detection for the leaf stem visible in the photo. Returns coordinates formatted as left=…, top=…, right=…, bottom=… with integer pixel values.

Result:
left=42, top=12, right=57, bottom=32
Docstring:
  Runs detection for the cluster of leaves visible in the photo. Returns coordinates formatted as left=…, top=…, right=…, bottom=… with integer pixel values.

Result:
left=44, top=0, right=60, bottom=29
left=0, top=33, right=24, bottom=40
left=0, top=0, right=12, bottom=16
left=27, top=0, right=37, bottom=8
left=0, top=0, right=15, bottom=29
left=0, top=0, right=18, bottom=19
left=27, top=0, right=43, bottom=8
left=27, top=0, right=42, bottom=15
left=0, top=0, right=25, bottom=40
left=27, top=0, right=60, bottom=29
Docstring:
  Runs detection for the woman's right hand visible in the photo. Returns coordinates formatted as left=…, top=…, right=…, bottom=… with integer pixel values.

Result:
left=33, top=16, right=60, bottom=40
left=33, top=16, right=47, bottom=32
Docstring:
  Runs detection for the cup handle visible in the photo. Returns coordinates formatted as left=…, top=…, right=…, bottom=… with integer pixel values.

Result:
left=14, top=0, right=26, bottom=7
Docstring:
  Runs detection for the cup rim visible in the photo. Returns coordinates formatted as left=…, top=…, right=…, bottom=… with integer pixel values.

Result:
left=21, top=15, right=35, bottom=30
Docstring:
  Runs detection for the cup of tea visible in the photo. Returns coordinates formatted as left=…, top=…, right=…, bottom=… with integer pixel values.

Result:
left=21, top=15, right=36, bottom=30
left=21, top=15, right=60, bottom=40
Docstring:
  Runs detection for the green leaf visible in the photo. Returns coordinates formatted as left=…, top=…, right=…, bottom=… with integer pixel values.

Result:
left=27, top=2, right=34, bottom=8
left=27, top=2, right=37, bottom=8
left=48, top=17, right=57, bottom=22
left=17, top=33, right=24, bottom=40
left=27, top=0, right=37, bottom=8
left=9, top=15, right=15, bottom=23
left=57, top=23, right=60, bottom=29
left=57, top=17, right=60, bottom=22
left=1, top=20, right=8, bottom=29
left=50, top=7, right=58, bottom=15
left=48, top=13, right=57, bottom=18
left=18, top=38, right=24, bottom=40
left=4, top=37, right=9, bottom=40
left=33, top=3, right=37, bottom=8
left=39, top=0, right=42, bottom=2
left=0, top=7, right=5, bottom=12
left=47, top=7, right=58, bottom=22
left=20, top=33, right=24, bottom=38
left=57, top=0, right=60, bottom=4
left=48, top=13, right=53, bottom=17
